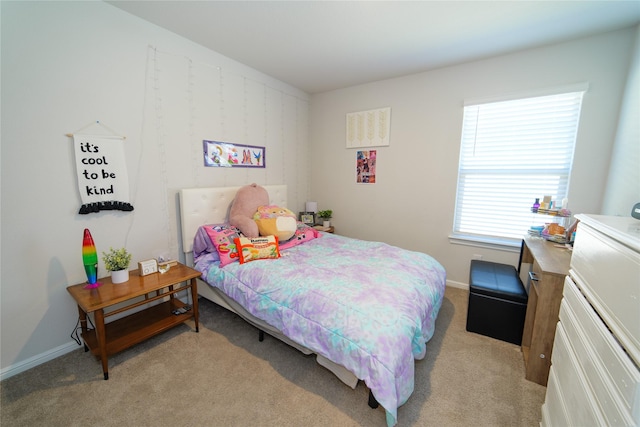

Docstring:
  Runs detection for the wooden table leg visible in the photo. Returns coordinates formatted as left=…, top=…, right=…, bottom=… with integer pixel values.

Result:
left=94, top=309, right=109, bottom=380
left=190, top=278, right=199, bottom=333
left=77, top=305, right=89, bottom=352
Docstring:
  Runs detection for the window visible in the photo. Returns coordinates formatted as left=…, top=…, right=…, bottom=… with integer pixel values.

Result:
left=452, top=90, right=585, bottom=248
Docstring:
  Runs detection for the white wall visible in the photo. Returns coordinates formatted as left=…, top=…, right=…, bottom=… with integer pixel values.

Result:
left=310, top=26, right=638, bottom=286
left=0, top=1, right=310, bottom=377
left=603, top=26, right=640, bottom=215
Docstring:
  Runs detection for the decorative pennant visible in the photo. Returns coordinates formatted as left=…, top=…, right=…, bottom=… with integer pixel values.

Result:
left=73, top=134, right=134, bottom=214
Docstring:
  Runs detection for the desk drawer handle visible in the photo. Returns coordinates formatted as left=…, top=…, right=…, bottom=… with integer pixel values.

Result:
left=529, top=272, right=540, bottom=282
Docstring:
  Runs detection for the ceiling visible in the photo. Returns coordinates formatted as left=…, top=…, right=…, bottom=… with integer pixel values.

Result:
left=107, top=1, right=640, bottom=94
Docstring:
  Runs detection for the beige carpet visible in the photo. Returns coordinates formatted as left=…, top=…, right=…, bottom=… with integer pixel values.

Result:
left=1, top=286, right=545, bottom=426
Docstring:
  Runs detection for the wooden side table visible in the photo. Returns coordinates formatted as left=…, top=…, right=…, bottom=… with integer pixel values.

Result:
left=313, top=225, right=335, bottom=233
left=519, top=236, right=571, bottom=386
left=67, top=262, right=201, bottom=379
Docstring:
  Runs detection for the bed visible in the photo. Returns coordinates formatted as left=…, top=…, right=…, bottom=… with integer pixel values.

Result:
left=179, top=185, right=446, bottom=427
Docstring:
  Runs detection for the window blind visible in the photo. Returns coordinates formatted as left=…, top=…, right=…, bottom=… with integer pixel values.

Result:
left=453, top=91, right=584, bottom=244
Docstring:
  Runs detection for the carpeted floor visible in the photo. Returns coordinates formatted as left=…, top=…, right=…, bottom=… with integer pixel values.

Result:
left=0, top=286, right=546, bottom=426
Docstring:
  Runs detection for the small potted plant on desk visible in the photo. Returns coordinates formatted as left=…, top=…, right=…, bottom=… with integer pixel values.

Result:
left=317, top=210, right=333, bottom=229
left=102, top=247, right=132, bottom=284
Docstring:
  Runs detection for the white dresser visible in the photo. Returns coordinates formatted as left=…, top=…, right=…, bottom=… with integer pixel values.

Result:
left=541, top=214, right=640, bottom=426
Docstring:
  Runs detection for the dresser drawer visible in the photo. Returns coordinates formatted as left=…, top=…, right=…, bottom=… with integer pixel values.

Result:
left=551, top=323, right=606, bottom=426
left=571, top=222, right=640, bottom=365
left=563, top=276, right=640, bottom=419
left=560, top=299, right=636, bottom=424
left=542, top=367, right=570, bottom=427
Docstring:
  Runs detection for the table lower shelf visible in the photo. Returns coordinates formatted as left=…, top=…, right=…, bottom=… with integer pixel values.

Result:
left=82, top=299, right=194, bottom=357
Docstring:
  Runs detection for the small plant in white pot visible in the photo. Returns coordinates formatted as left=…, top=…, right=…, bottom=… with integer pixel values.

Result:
left=102, top=247, right=132, bottom=284
left=317, top=210, right=333, bottom=228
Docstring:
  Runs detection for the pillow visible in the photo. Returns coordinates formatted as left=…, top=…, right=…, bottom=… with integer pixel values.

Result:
left=203, top=224, right=243, bottom=267
left=253, top=205, right=297, bottom=241
left=279, top=222, right=321, bottom=251
left=193, top=225, right=221, bottom=263
left=234, top=236, right=280, bottom=264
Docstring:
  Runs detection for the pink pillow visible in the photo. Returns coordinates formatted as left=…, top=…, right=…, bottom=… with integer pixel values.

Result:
left=203, top=224, right=243, bottom=267
left=279, top=222, right=321, bottom=250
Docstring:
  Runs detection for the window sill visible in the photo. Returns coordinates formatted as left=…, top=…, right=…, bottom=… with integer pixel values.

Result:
left=448, top=233, right=521, bottom=253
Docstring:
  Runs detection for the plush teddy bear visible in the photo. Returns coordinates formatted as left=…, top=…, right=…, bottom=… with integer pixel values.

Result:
left=253, top=205, right=297, bottom=241
left=229, top=183, right=269, bottom=238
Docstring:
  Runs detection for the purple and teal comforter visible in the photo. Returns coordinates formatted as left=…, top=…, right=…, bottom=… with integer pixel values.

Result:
left=195, top=232, right=446, bottom=426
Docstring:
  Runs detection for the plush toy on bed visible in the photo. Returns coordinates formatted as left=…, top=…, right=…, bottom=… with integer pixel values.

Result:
left=253, top=205, right=297, bottom=241
left=229, top=183, right=269, bottom=238
left=228, top=183, right=296, bottom=241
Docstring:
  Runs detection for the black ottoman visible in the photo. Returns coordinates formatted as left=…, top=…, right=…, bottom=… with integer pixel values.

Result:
left=466, top=260, right=528, bottom=345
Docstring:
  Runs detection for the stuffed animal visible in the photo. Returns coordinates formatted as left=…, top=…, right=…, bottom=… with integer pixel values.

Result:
left=229, top=183, right=269, bottom=238
left=253, top=205, right=297, bottom=241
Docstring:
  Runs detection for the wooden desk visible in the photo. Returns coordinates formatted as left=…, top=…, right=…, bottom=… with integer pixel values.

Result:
left=519, top=236, right=571, bottom=386
left=67, top=263, right=201, bottom=380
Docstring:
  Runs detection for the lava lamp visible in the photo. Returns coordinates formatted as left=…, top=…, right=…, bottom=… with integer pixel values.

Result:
left=82, top=228, right=101, bottom=288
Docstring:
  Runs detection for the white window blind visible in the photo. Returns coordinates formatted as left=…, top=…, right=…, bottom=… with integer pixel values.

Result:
left=453, top=91, right=584, bottom=245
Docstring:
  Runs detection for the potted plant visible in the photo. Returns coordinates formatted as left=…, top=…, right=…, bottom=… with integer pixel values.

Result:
left=102, top=247, right=132, bottom=284
left=317, top=209, right=333, bottom=228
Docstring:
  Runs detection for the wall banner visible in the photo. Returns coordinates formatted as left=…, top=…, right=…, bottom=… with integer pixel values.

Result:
left=73, top=134, right=133, bottom=214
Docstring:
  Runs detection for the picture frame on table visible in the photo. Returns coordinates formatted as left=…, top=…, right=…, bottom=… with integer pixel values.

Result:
left=299, top=212, right=316, bottom=226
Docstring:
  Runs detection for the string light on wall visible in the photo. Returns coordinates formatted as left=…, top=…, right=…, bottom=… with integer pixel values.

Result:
left=151, top=47, right=175, bottom=257
left=243, top=76, right=249, bottom=183
left=281, top=91, right=285, bottom=187
left=264, top=84, right=269, bottom=184
left=295, top=98, right=300, bottom=204
left=218, top=65, right=228, bottom=186
left=188, top=58, right=199, bottom=186
left=146, top=47, right=311, bottom=217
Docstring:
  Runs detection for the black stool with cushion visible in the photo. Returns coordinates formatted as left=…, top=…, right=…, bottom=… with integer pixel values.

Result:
left=466, top=260, right=528, bottom=345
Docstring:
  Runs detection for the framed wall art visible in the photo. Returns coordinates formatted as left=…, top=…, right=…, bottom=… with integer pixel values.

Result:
left=203, top=140, right=265, bottom=168
left=356, top=150, right=377, bottom=184
left=346, top=107, right=391, bottom=148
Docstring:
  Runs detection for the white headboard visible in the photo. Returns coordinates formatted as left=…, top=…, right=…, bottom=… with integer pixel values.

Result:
left=179, top=185, right=288, bottom=254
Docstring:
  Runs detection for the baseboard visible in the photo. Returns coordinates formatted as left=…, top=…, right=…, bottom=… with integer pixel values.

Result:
left=446, top=280, right=469, bottom=290
left=0, top=341, right=80, bottom=381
